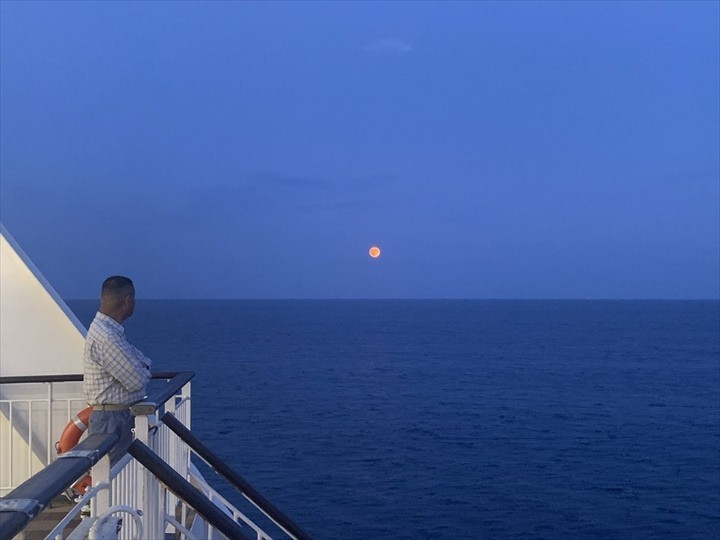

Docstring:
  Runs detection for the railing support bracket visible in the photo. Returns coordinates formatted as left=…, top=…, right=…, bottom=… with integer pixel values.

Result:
left=57, top=449, right=100, bottom=460
left=0, top=498, right=43, bottom=518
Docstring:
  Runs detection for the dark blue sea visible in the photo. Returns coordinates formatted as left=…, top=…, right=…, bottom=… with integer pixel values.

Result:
left=67, top=300, right=720, bottom=539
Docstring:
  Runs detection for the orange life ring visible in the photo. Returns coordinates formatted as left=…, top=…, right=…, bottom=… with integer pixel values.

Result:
left=56, top=406, right=93, bottom=494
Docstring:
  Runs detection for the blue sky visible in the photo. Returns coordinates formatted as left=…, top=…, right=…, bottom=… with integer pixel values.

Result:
left=1, top=1, right=718, bottom=299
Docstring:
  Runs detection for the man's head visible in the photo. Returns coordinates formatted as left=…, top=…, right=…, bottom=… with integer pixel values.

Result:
left=100, top=276, right=136, bottom=323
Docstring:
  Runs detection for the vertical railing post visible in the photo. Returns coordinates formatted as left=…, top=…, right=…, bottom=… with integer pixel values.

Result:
left=181, top=382, right=191, bottom=432
left=28, top=400, right=33, bottom=478
left=47, top=382, right=53, bottom=466
left=93, top=453, right=112, bottom=515
left=149, top=412, right=163, bottom=540
left=133, top=411, right=156, bottom=539
left=8, top=402, right=14, bottom=487
left=180, top=382, right=192, bottom=533
left=166, top=410, right=180, bottom=533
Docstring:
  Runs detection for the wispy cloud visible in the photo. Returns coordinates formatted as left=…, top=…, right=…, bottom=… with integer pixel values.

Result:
left=364, top=38, right=413, bottom=56
left=182, top=170, right=402, bottom=217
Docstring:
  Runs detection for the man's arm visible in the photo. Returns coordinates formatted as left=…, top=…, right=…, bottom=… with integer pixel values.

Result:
left=129, top=344, right=152, bottom=369
left=97, top=338, right=152, bottom=393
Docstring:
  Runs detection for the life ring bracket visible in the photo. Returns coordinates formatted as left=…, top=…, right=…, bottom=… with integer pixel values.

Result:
left=57, top=449, right=100, bottom=460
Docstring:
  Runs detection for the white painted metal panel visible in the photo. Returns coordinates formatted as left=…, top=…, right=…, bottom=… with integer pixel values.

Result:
left=0, top=224, right=87, bottom=377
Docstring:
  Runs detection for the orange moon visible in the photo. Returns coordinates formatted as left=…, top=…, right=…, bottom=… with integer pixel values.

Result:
left=368, top=246, right=381, bottom=258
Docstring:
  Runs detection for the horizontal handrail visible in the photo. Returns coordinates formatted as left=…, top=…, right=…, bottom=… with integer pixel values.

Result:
left=146, top=372, right=194, bottom=409
left=130, top=371, right=194, bottom=416
left=0, top=433, right=118, bottom=540
left=0, top=374, right=84, bottom=384
left=0, top=372, right=192, bottom=385
left=127, top=440, right=253, bottom=540
left=162, top=412, right=312, bottom=540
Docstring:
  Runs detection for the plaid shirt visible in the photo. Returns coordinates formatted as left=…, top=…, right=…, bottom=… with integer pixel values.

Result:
left=83, top=312, right=152, bottom=406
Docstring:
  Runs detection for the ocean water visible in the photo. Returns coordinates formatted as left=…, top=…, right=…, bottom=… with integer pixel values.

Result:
left=67, top=300, right=720, bottom=539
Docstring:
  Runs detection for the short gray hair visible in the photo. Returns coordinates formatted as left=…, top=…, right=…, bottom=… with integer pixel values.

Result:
left=101, top=276, right=134, bottom=305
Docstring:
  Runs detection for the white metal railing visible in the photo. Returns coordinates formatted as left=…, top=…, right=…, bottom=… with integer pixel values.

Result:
left=0, top=381, right=86, bottom=492
left=42, top=381, right=194, bottom=540
left=2, top=377, right=286, bottom=540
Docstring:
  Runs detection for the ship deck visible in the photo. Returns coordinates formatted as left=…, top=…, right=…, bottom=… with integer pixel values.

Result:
left=14, top=496, right=196, bottom=540
left=17, top=496, right=80, bottom=540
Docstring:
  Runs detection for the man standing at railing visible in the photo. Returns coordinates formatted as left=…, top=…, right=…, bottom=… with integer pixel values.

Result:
left=83, top=276, right=152, bottom=465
